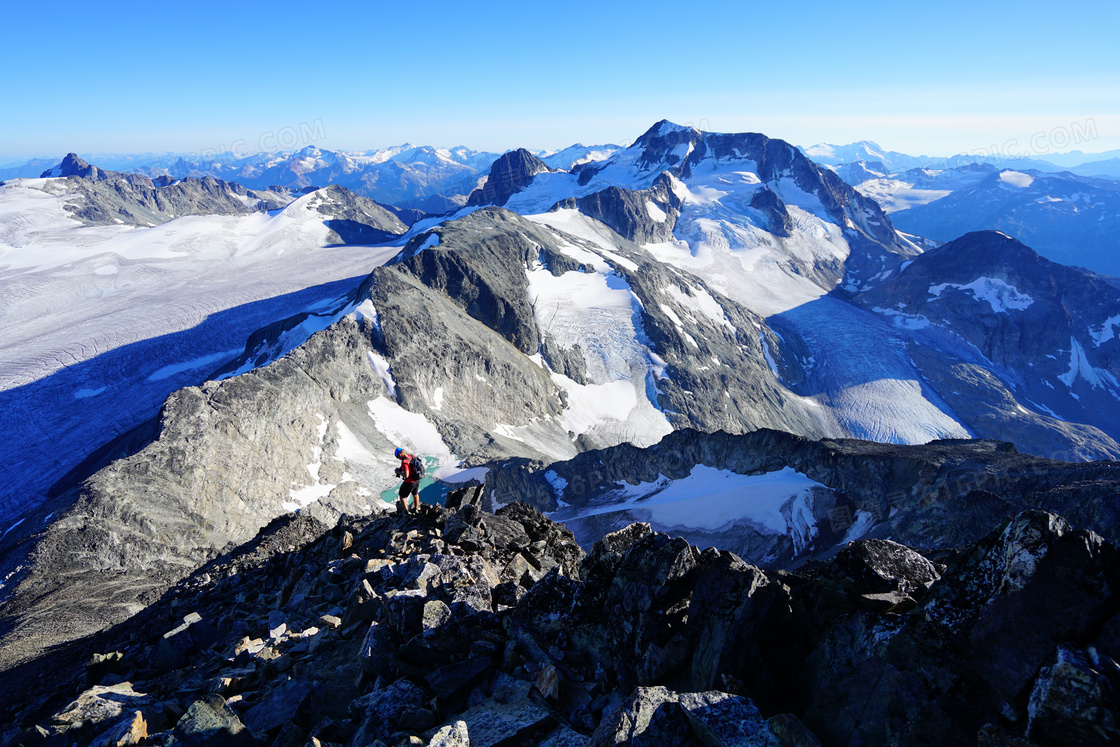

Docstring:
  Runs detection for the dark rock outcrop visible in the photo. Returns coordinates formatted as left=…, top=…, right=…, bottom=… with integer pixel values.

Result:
left=40, top=152, right=109, bottom=180
left=467, top=148, right=552, bottom=207
left=750, top=185, right=794, bottom=237
left=561, top=172, right=683, bottom=243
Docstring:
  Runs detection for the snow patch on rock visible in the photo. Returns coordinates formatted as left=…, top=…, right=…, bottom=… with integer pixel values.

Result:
left=999, top=171, right=1035, bottom=188
left=929, top=277, right=1034, bottom=313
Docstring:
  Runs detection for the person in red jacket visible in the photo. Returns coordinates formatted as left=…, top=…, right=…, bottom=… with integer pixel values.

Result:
left=394, top=447, right=421, bottom=513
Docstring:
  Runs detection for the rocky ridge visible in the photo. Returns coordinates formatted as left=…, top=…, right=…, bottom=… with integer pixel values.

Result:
left=551, top=172, right=683, bottom=244
left=20, top=154, right=416, bottom=241
left=308, top=185, right=410, bottom=245
left=31, top=153, right=296, bottom=226
left=0, top=203, right=835, bottom=675
left=3, top=490, right=1117, bottom=746
left=484, top=428, right=1120, bottom=568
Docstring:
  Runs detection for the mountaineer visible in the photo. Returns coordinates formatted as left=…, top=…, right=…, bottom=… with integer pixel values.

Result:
left=394, top=447, right=424, bottom=513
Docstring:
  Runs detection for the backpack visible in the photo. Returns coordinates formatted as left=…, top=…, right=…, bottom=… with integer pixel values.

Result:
left=409, top=455, right=426, bottom=480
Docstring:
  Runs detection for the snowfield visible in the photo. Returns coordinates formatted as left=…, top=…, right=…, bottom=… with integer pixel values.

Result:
left=402, top=209, right=681, bottom=462
left=0, top=180, right=404, bottom=519
left=855, top=178, right=953, bottom=213
left=549, top=465, right=830, bottom=556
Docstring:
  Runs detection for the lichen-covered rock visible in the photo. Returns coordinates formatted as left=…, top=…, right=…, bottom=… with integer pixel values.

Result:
left=172, top=694, right=256, bottom=747
left=427, top=719, right=470, bottom=747
left=47, top=682, right=161, bottom=745
left=1027, top=644, right=1120, bottom=745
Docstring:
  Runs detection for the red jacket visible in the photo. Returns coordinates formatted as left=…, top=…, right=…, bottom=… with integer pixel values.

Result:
left=399, top=455, right=420, bottom=483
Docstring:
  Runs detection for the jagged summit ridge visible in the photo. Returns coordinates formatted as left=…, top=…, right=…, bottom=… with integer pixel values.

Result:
left=30, top=151, right=294, bottom=226
left=4, top=498, right=1118, bottom=746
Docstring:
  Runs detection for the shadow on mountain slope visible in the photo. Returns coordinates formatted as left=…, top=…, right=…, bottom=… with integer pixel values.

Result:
left=0, top=275, right=365, bottom=524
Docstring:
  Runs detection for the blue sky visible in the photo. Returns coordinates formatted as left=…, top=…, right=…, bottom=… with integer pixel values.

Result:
left=2, top=0, right=1118, bottom=161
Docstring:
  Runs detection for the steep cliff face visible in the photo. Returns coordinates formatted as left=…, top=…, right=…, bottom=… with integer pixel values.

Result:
left=466, top=149, right=553, bottom=207
left=39, top=152, right=110, bottom=180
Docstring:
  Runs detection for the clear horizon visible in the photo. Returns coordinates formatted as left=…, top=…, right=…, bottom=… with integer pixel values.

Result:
left=2, top=0, right=1117, bottom=163
left=2, top=116, right=1117, bottom=167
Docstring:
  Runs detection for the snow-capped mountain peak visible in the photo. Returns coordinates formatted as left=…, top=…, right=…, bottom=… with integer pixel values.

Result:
left=803, top=139, right=886, bottom=163
left=629, top=120, right=705, bottom=172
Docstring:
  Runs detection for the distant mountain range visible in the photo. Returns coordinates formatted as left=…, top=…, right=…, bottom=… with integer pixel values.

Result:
left=0, top=143, right=624, bottom=214
left=886, top=169, right=1120, bottom=275
left=833, top=159, right=1120, bottom=276
left=7, top=139, right=1119, bottom=277
left=799, top=139, right=1120, bottom=176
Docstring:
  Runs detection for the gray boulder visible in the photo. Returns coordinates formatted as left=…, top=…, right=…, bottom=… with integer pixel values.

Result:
left=173, top=694, right=256, bottom=747
left=829, top=538, right=941, bottom=596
